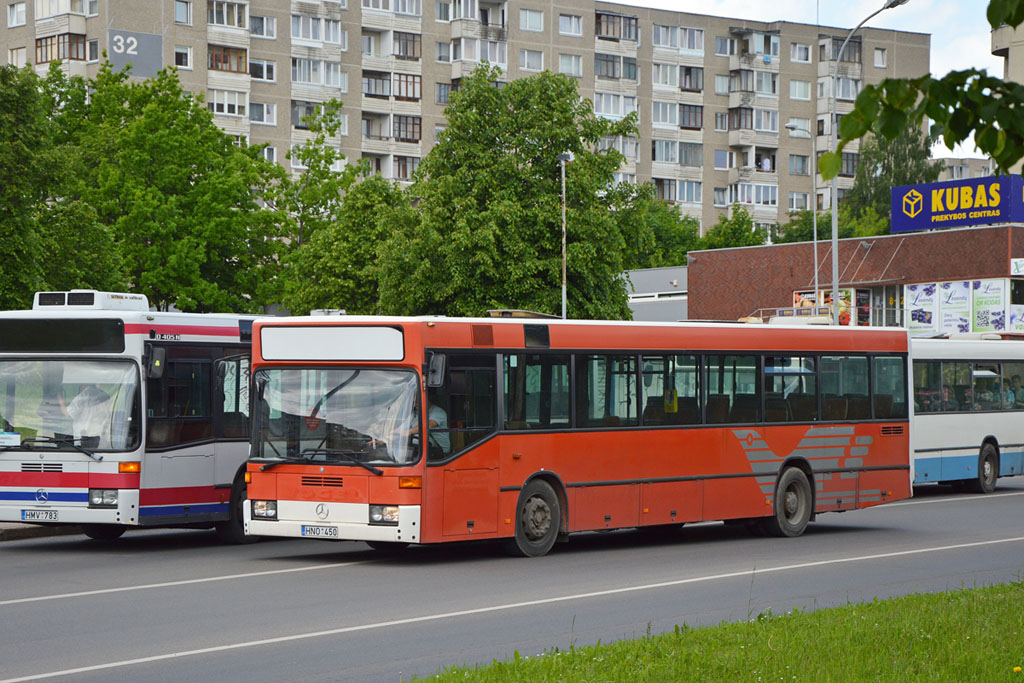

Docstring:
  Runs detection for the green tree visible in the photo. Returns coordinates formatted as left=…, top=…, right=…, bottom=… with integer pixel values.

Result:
left=618, top=186, right=700, bottom=269
left=777, top=205, right=887, bottom=244
left=280, top=174, right=407, bottom=315
left=377, top=65, right=638, bottom=319
left=846, top=126, right=943, bottom=221
left=0, top=65, right=49, bottom=309
left=698, top=206, right=766, bottom=250
left=36, top=200, right=125, bottom=292
left=822, top=2, right=1024, bottom=177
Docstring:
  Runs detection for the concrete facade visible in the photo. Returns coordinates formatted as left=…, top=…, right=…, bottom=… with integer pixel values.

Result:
left=3, top=1, right=930, bottom=232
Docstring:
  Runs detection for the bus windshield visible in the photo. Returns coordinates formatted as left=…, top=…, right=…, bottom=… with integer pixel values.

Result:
left=253, top=368, right=420, bottom=466
left=0, top=359, right=141, bottom=451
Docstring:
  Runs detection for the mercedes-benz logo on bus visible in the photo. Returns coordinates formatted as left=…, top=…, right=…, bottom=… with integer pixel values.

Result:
left=35, top=489, right=49, bottom=503
left=315, top=503, right=329, bottom=520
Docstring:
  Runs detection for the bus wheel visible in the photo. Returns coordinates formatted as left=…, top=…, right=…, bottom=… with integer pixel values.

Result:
left=505, top=479, right=561, bottom=557
left=966, top=444, right=998, bottom=494
left=81, top=524, right=126, bottom=541
left=215, top=474, right=258, bottom=544
left=761, top=468, right=812, bottom=538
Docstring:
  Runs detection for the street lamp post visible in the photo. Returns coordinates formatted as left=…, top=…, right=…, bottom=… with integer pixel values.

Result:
left=830, top=0, right=910, bottom=324
left=785, top=122, right=819, bottom=308
left=557, top=152, right=573, bottom=319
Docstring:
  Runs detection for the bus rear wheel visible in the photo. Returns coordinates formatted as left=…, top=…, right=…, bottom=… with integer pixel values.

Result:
left=505, top=479, right=561, bottom=557
left=761, top=468, right=812, bottom=538
left=81, top=524, right=126, bottom=541
left=966, top=444, right=998, bottom=494
left=215, top=474, right=258, bottom=544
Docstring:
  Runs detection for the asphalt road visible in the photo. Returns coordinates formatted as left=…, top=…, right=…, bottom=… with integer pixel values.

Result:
left=2, top=481, right=1023, bottom=682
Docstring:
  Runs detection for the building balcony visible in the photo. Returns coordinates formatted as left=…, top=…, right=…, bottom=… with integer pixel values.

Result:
left=730, top=51, right=779, bottom=72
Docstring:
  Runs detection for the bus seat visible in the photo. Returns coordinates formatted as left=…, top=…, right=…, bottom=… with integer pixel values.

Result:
left=504, top=420, right=528, bottom=430
left=671, top=397, right=700, bottom=425
left=787, top=394, right=818, bottom=421
left=845, top=395, right=870, bottom=420
left=729, top=394, right=759, bottom=423
left=602, top=415, right=622, bottom=427
left=642, top=396, right=666, bottom=425
left=874, top=394, right=893, bottom=418
left=706, top=394, right=729, bottom=423
left=765, top=397, right=790, bottom=423
left=822, top=397, right=847, bottom=420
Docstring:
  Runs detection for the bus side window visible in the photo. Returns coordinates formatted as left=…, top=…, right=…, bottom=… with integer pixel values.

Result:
left=504, top=354, right=569, bottom=430
left=147, top=359, right=213, bottom=448
left=575, top=354, right=638, bottom=428
left=430, top=354, right=496, bottom=460
left=874, top=356, right=907, bottom=419
left=218, top=356, right=249, bottom=439
left=912, top=360, right=941, bottom=413
left=705, top=354, right=759, bottom=424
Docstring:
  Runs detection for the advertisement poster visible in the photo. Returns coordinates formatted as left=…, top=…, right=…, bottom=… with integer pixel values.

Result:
left=905, top=283, right=938, bottom=333
left=1010, top=304, right=1024, bottom=333
left=939, top=281, right=972, bottom=334
left=972, top=279, right=1006, bottom=332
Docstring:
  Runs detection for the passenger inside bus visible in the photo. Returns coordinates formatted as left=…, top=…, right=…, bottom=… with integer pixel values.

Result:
left=66, top=383, right=113, bottom=447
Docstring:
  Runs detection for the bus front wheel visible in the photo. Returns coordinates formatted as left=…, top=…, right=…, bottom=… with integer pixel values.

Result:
left=966, top=444, right=998, bottom=494
left=761, top=468, right=812, bottom=538
left=215, top=474, right=258, bottom=544
left=505, top=479, right=561, bottom=557
left=81, top=524, right=126, bottom=541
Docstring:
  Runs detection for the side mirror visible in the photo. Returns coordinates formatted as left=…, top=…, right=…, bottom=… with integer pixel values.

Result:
left=426, top=353, right=446, bottom=388
left=147, top=346, right=166, bottom=380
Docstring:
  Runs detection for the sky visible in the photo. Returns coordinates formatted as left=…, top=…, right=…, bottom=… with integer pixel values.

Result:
left=612, top=0, right=998, bottom=159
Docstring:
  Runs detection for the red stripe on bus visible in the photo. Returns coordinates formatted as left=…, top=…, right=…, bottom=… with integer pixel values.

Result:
left=124, top=324, right=241, bottom=338
left=139, top=485, right=225, bottom=506
left=0, top=472, right=140, bottom=488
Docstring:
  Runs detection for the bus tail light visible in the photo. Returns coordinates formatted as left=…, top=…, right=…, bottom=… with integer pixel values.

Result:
left=118, top=462, right=140, bottom=473
left=398, top=476, right=421, bottom=489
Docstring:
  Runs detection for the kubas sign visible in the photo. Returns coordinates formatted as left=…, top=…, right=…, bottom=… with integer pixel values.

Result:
left=891, top=175, right=1024, bottom=233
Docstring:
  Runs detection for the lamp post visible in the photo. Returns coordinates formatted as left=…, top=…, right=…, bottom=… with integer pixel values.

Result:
left=785, top=121, right=818, bottom=308
left=557, top=152, right=573, bottom=319
left=830, top=0, right=910, bottom=324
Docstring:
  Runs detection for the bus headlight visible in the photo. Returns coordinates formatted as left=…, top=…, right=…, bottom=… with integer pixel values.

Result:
left=88, top=489, right=118, bottom=508
left=368, top=505, right=399, bottom=526
left=251, top=500, right=277, bottom=519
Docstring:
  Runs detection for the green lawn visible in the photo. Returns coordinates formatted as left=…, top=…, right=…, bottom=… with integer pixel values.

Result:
left=419, top=581, right=1024, bottom=681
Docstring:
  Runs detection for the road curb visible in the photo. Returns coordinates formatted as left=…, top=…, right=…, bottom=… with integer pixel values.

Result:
left=0, top=525, right=83, bottom=542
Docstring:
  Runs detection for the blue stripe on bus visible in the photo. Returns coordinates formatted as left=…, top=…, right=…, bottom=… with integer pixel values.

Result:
left=139, top=503, right=229, bottom=517
left=914, top=450, right=1024, bottom=483
left=0, top=492, right=89, bottom=503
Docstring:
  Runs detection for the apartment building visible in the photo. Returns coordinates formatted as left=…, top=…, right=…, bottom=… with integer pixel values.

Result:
left=3, top=0, right=930, bottom=233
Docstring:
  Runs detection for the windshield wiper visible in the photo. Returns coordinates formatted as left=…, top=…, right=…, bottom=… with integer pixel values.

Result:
left=256, top=454, right=309, bottom=472
left=300, top=448, right=384, bottom=476
left=13, top=437, right=103, bottom=462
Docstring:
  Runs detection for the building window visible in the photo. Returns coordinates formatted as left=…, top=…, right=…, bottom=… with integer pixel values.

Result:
left=789, top=192, right=809, bottom=211
left=35, top=34, right=87, bottom=63
left=755, top=70, right=778, bottom=96
left=595, top=53, right=620, bottom=79
left=174, top=0, right=190, bottom=24
left=291, top=101, right=321, bottom=130
left=755, top=184, right=778, bottom=206
left=435, top=1, right=449, bottom=21
left=249, top=102, right=276, bottom=125
left=207, top=89, right=247, bottom=117
left=790, top=42, right=810, bottom=63
left=754, top=108, right=777, bottom=133
left=679, top=104, right=703, bottom=130
left=174, top=45, right=192, bottom=69
left=730, top=69, right=753, bottom=92
left=436, top=82, right=451, bottom=104
left=714, top=74, right=729, bottom=95
left=434, top=124, right=446, bottom=142
left=652, top=139, right=677, bottom=164
left=260, top=146, right=276, bottom=164
left=680, top=142, right=702, bottom=167
left=593, top=92, right=635, bottom=120
left=595, top=12, right=636, bottom=41
left=559, top=14, right=581, bottom=36
left=362, top=0, right=389, bottom=9
left=729, top=107, right=753, bottom=130
left=8, top=46, right=26, bottom=67
left=7, top=1, right=25, bottom=26
left=209, top=45, right=247, bottom=73
left=291, top=58, right=322, bottom=84
left=325, top=20, right=346, bottom=48
left=715, top=36, right=735, bottom=56
left=250, top=58, right=274, bottom=81
left=680, top=66, right=703, bottom=92
left=836, top=77, right=860, bottom=101
left=652, top=101, right=677, bottom=127
left=822, top=37, right=861, bottom=63
left=653, top=63, right=677, bottom=88
left=208, top=1, right=246, bottom=28
left=519, top=8, right=542, bottom=32
left=362, top=71, right=390, bottom=97
left=87, top=38, right=98, bottom=62
left=840, top=152, right=859, bottom=177
left=250, top=15, right=276, bottom=38
left=789, top=79, right=810, bottom=101
left=714, top=187, right=727, bottom=207
left=394, top=32, right=421, bottom=60
left=393, top=115, right=421, bottom=142
left=680, top=28, right=704, bottom=52
left=394, top=156, right=419, bottom=180
left=714, top=111, right=727, bottom=131
left=789, top=154, right=809, bottom=176
left=436, top=41, right=450, bottom=62
left=874, top=47, right=887, bottom=68
left=714, top=149, right=733, bottom=170
left=653, top=178, right=676, bottom=202
left=598, top=135, right=638, bottom=162
left=292, top=14, right=322, bottom=41
left=327, top=64, right=346, bottom=90
left=558, top=53, right=581, bottom=77
left=679, top=180, right=701, bottom=204
left=394, top=0, right=420, bottom=15
left=652, top=25, right=677, bottom=48
left=393, top=72, right=421, bottom=100
left=613, top=173, right=636, bottom=185
left=519, top=49, right=542, bottom=71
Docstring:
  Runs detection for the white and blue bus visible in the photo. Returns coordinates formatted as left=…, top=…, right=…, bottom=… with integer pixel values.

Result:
left=911, top=336, right=1024, bottom=493
left=0, top=291, right=255, bottom=541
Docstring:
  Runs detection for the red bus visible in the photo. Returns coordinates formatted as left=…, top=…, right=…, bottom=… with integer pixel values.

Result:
left=244, top=317, right=911, bottom=556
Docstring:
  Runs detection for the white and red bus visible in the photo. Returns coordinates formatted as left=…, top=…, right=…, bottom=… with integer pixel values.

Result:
left=0, top=291, right=254, bottom=541
left=244, top=316, right=911, bottom=556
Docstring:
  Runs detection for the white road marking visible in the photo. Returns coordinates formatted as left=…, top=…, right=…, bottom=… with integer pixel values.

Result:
left=0, top=561, right=367, bottom=607
left=886, top=490, right=1024, bottom=507
left=4, top=534, right=1024, bottom=682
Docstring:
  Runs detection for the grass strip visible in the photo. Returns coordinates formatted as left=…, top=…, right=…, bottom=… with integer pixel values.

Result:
left=419, top=581, right=1024, bottom=681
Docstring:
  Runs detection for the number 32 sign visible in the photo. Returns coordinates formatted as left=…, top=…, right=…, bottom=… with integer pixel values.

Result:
left=107, top=29, right=162, bottom=78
